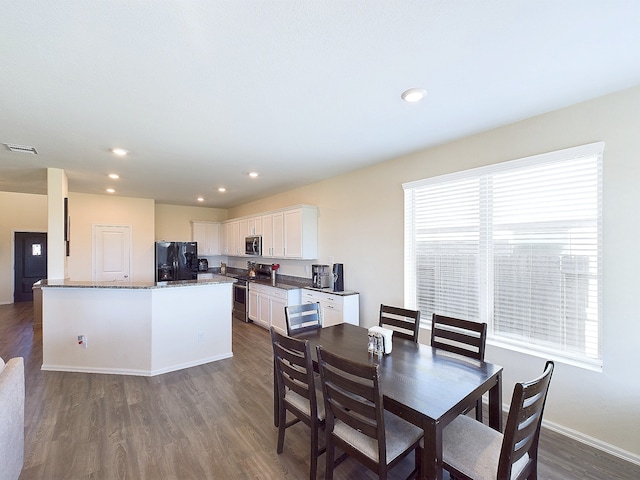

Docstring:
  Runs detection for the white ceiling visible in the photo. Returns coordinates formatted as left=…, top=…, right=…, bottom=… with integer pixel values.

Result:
left=1, top=1, right=639, bottom=208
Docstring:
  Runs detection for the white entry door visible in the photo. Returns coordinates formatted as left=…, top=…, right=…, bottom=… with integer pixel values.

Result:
left=93, top=225, right=131, bottom=281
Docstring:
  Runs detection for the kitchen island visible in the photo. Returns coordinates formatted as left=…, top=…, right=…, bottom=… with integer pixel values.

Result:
left=40, top=276, right=235, bottom=376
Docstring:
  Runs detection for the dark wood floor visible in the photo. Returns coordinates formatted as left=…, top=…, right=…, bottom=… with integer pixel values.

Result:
left=1, top=302, right=638, bottom=479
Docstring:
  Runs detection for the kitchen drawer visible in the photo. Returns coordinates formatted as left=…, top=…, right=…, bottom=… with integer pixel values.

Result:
left=251, top=283, right=287, bottom=299
left=303, top=290, right=344, bottom=306
left=303, top=289, right=359, bottom=327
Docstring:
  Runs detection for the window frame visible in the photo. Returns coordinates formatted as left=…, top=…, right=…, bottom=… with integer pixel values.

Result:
left=403, top=142, right=604, bottom=371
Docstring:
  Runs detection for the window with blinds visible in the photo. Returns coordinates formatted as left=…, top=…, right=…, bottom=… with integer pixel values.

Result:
left=403, top=143, right=603, bottom=368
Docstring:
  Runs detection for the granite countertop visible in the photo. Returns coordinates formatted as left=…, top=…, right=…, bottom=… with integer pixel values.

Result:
left=247, top=277, right=310, bottom=291
left=37, top=275, right=236, bottom=289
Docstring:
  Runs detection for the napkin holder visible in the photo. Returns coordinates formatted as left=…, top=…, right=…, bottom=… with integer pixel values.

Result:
left=368, top=326, right=394, bottom=355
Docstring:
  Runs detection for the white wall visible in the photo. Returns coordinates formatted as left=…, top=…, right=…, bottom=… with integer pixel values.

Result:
left=229, top=85, right=640, bottom=460
left=0, top=192, right=48, bottom=304
left=67, top=193, right=156, bottom=282
left=154, top=203, right=227, bottom=242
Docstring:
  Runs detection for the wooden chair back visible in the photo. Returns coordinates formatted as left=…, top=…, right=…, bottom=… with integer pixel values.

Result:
left=378, top=304, right=421, bottom=342
left=270, top=327, right=324, bottom=479
left=499, top=360, right=555, bottom=480
left=316, top=345, right=387, bottom=474
left=285, top=302, right=322, bottom=336
left=431, top=313, right=487, bottom=360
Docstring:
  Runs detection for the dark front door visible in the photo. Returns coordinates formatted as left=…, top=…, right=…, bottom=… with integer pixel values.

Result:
left=14, top=232, right=47, bottom=302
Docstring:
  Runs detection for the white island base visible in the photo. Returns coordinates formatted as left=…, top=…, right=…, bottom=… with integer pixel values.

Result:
left=41, top=279, right=234, bottom=376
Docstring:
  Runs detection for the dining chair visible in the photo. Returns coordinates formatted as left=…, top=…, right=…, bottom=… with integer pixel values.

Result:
left=441, top=360, right=555, bottom=480
left=285, top=302, right=322, bottom=336
left=378, top=304, right=421, bottom=342
left=431, top=313, right=487, bottom=421
left=270, top=327, right=326, bottom=480
left=316, top=345, right=423, bottom=480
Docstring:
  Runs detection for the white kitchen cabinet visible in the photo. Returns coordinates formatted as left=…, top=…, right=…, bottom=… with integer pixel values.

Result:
left=261, top=213, right=284, bottom=258
left=223, top=220, right=242, bottom=256
left=191, top=221, right=221, bottom=256
left=248, top=283, right=301, bottom=334
left=240, top=216, right=262, bottom=237
left=226, top=205, right=317, bottom=259
left=248, top=287, right=260, bottom=324
left=302, top=289, right=359, bottom=327
left=261, top=206, right=317, bottom=259
left=284, top=207, right=317, bottom=259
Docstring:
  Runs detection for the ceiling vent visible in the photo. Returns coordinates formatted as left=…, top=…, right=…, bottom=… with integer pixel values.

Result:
left=2, top=143, right=38, bottom=154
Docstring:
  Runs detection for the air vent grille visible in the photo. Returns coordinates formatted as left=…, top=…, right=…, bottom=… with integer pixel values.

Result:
left=2, top=143, right=38, bottom=154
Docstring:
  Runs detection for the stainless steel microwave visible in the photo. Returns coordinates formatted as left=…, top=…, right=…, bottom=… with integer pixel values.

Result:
left=245, top=235, right=262, bottom=256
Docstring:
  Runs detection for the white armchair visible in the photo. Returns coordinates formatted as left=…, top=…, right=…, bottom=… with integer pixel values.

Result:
left=0, top=356, right=25, bottom=480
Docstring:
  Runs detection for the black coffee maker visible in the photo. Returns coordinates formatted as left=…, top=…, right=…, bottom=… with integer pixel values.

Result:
left=332, top=263, right=344, bottom=292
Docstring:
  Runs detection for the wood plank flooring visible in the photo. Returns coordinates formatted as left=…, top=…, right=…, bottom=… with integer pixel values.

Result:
left=1, top=302, right=638, bottom=479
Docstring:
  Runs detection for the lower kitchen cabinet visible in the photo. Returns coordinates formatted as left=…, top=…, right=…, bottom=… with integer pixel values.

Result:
left=248, top=283, right=301, bottom=334
left=302, top=289, right=359, bottom=327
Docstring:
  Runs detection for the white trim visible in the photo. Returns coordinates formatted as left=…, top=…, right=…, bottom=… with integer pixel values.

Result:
left=41, top=353, right=233, bottom=377
left=149, top=353, right=233, bottom=376
left=475, top=395, right=640, bottom=468
left=541, top=418, right=640, bottom=467
left=403, top=141, right=605, bottom=190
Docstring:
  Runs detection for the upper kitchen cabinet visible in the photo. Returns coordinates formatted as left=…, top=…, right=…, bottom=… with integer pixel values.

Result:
left=226, top=205, right=318, bottom=259
left=284, top=208, right=311, bottom=258
left=223, top=220, right=242, bottom=256
left=262, top=212, right=284, bottom=258
left=191, top=221, right=222, bottom=256
left=240, top=216, right=262, bottom=237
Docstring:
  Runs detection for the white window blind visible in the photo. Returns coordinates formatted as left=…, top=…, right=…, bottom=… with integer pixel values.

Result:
left=404, top=143, right=603, bottom=368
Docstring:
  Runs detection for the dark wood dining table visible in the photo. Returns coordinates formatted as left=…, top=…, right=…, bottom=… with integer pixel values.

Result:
left=290, top=323, right=503, bottom=480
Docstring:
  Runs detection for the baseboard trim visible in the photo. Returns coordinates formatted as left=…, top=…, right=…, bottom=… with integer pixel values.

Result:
left=541, top=418, right=640, bottom=467
left=483, top=398, right=640, bottom=467
left=41, top=353, right=234, bottom=377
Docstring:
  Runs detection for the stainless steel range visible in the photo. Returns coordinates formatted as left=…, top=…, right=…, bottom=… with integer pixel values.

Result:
left=232, top=275, right=250, bottom=322
left=232, top=262, right=275, bottom=322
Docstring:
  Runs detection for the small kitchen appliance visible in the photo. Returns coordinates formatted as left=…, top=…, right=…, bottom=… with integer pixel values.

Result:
left=198, top=258, right=209, bottom=271
left=332, top=263, right=344, bottom=292
left=312, top=264, right=331, bottom=289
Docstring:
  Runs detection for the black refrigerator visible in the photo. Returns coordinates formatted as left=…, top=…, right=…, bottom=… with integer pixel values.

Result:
left=155, top=241, right=198, bottom=281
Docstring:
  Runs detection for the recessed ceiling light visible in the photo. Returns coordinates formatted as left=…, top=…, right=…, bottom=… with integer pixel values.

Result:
left=106, top=188, right=115, bottom=193
left=110, top=147, right=128, bottom=156
left=401, top=88, right=427, bottom=103
left=197, top=197, right=204, bottom=202
left=108, top=173, right=120, bottom=179
left=218, top=187, right=226, bottom=193
left=249, top=172, right=259, bottom=178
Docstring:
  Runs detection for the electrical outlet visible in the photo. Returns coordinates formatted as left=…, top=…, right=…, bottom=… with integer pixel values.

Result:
left=197, top=332, right=205, bottom=343
left=305, top=265, right=310, bottom=274
left=77, top=335, right=87, bottom=348
left=328, top=256, right=334, bottom=265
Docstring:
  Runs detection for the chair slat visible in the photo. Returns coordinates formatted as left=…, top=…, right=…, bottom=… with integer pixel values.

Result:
left=286, top=303, right=322, bottom=336
left=379, top=304, right=420, bottom=343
